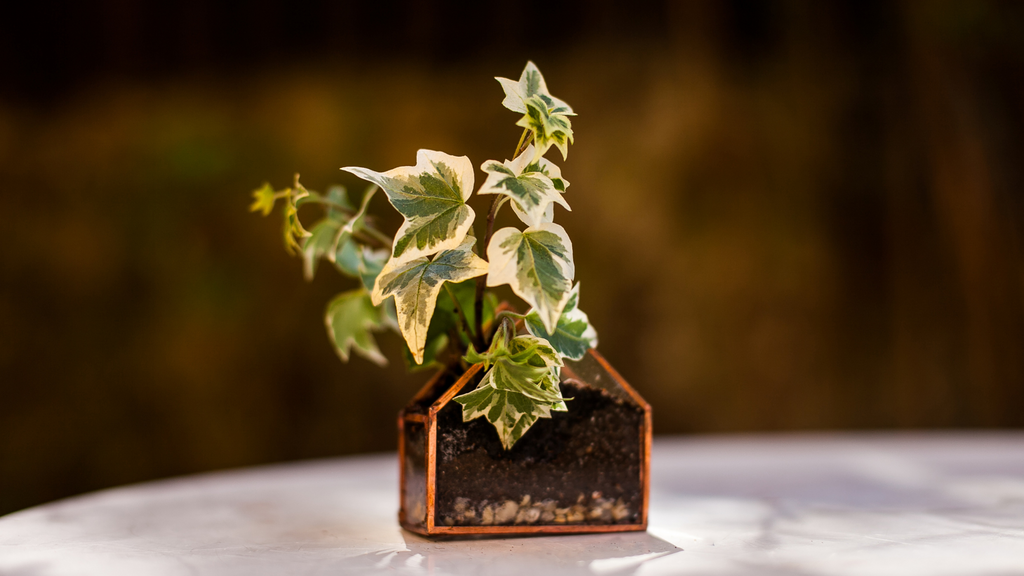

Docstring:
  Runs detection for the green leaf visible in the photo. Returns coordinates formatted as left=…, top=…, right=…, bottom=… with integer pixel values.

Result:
left=334, top=237, right=361, bottom=277
left=324, top=289, right=387, bottom=366
left=302, top=186, right=377, bottom=281
left=517, top=95, right=574, bottom=161
left=250, top=182, right=279, bottom=216
left=282, top=177, right=311, bottom=255
left=480, top=356, right=562, bottom=404
left=478, top=145, right=570, bottom=228
left=506, top=334, right=563, bottom=370
left=486, top=223, right=575, bottom=334
left=524, top=283, right=598, bottom=360
left=343, top=150, right=476, bottom=265
left=302, top=219, right=343, bottom=280
left=357, top=246, right=389, bottom=292
left=496, top=61, right=574, bottom=117
left=371, top=237, right=488, bottom=364
left=324, top=185, right=355, bottom=218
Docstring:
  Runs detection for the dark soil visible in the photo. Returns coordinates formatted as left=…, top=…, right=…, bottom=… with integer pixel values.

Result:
left=432, top=380, right=645, bottom=526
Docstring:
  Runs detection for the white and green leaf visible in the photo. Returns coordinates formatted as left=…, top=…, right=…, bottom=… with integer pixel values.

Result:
left=456, top=325, right=570, bottom=448
left=524, top=283, right=597, bottom=360
left=478, top=145, right=570, bottom=228
left=479, top=356, right=563, bottom=404
left=518, top=94, right=574, bottom=161
left=343, top=150, right=475, bottom=264
left=454, top=357, right=567, bottom=449
left=454, top=386, right=549, bottom=450
left=496, top=61, right=574, bottom=117
left=371, top=237, right=488, bottom=364
left=486, top=223, right=575, bottom=333
left=324, top=289, right=387, bottom=366
left=510, top=152, right=569, bottom=227
left=539, top=367, right=569, bottom=412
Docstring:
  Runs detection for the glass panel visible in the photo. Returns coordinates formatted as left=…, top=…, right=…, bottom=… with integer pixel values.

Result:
left=401, top=419, right=427, bottom=528
left=432, top=354, right=645, bottom=527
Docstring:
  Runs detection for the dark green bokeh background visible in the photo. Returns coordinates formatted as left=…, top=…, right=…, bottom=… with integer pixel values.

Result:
left=3, top=1, right=1024, bottom=516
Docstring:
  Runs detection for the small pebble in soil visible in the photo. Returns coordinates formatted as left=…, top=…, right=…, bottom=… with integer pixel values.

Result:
left=495, top=500, right=519, bottom=524
left=447, top=493, right=632, bottom=526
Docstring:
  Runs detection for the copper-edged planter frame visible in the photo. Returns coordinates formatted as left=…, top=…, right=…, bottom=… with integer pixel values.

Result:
left=398, top=349, right=651, bottom=537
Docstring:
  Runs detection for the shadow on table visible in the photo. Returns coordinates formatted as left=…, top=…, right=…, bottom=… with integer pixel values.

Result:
left=349, top=530, right=682, bottom=576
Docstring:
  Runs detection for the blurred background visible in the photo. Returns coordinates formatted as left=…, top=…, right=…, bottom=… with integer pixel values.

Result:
left=2, top=0, right=1024, bottom=517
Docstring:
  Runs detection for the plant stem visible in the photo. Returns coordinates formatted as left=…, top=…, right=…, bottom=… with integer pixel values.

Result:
left=515, top=129, right=535, bottom=158
left=360, top=225, right=393, bottom=249
left=494, top=310, right=527, bottom=325
left=471, top=128, right=535, bottom=349
left=473, top=195, right=509, bottom=345
left=513, top=127, right=530, bottom=158
left=444, top=284, right=479, bottom=349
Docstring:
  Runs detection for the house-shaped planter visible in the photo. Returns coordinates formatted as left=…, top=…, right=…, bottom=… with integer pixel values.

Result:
left=398, top=349, right=651, bottom=537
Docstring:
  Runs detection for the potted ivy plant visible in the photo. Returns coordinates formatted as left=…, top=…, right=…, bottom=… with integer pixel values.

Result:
left=251, top=62, right=650, bottom=536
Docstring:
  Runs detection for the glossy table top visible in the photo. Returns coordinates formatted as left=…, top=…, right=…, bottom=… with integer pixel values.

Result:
left=2, top=433, right=1023, bottom=575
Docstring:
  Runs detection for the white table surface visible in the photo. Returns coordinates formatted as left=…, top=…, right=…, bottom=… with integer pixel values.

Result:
left=2, top=433, right=1023, bottom=575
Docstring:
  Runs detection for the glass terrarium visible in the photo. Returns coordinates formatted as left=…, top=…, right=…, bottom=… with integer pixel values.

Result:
left=399, top=349, right=650, bottom=536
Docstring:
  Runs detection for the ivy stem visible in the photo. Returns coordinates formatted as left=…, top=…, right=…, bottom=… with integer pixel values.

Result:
left=471, top=127, right=535, bottom=353
left=515, top=130, right=535, bottom=158
left=513, top=127, right=530, bottom=158
left=473, top=195, right=508, bottom=346
left=494, top=310, right=527, bottom=325
left=360, top=225, right=394, bottom=249
left=445, top=284, right=480, bottom=351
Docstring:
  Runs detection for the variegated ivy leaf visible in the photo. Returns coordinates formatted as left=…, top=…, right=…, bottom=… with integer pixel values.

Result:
left=343, top=150, right=476, bottom=265
left=334, top=238, right=361, bottom=277
left=250, top=182, right=279, bottom=216
left=539, top=367, right=569, bottom=412
left=371, top=237, right=488, bottom=364
left=282, top=177, right=312, bottom=255
left=324, top=288, right=387, bottom=366
left=505, top=334, right=563, bottom=371
left=324, top=185, right=355, bottom=218
left=454, top=386, right=549, bottom=450
left=518, top=94, right=574, bottom=161
left=357, top=246, right=389, bottom=292
left=455, top=336, right=567, bottom=449
left=333, top=240, right=390, bottom=292
left=456, top=321, right=568, bottom=448
left=478, top=145, right=570, bottom=228
left=301, top=186, right=377, bottom=281
left=478, top=357, right=563, bottom=405
left=454, top=360, right=566, bottom=449
left=496, top=61, right=574, bottom=117
left=508, top=149, right=569, bottom=225
left=400, top=279, right=491, bottom=372
left=525, top=283, right=598, bottom=361
left=486, top=223, right=575, bottom=334
left=303, top=219, right=342, bottom=280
